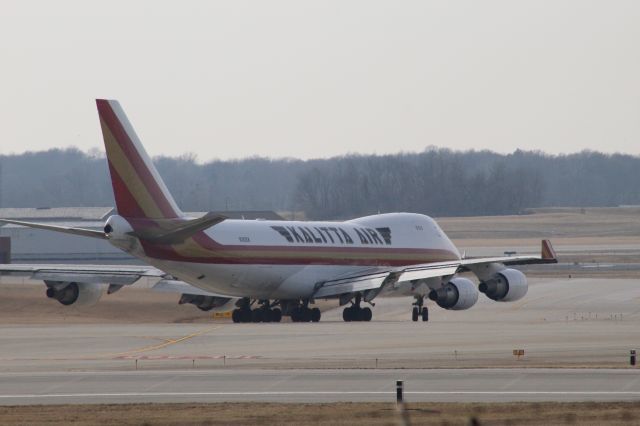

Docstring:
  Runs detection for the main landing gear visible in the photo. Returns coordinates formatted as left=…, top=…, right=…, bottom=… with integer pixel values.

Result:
left=412, top=295, right=429, bottom=322
left=232, top=298, right=282, bottom=323
left=342, top=293, right=372, bottom=322
left=232, top=299, right=321, bottom=323
left=288, top=300, right=321, bottom=323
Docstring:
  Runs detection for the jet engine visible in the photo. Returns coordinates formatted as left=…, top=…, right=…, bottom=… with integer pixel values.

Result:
left=478, top=268, right=528, bottom=302
left=45, top=281, right=104, bottom=306
left=179, top=294, right=234, bottom=312
left=428, top=277, right=478, bottom=310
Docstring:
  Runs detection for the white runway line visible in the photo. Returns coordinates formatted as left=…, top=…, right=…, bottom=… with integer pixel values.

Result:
left=3, top=391, right=640, bottom=399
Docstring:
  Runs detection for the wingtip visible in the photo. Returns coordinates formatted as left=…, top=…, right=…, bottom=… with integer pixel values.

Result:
left=541, top=239, right=557, bottom=261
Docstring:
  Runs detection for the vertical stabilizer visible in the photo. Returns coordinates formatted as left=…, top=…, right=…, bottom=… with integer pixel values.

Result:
left=96, top=99, right=183, bottom=220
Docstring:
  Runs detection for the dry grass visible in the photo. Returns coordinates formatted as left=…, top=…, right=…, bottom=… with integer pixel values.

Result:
left=1, top=401, right=640, bottom=425
left=438, top=207, right=640, bottom=240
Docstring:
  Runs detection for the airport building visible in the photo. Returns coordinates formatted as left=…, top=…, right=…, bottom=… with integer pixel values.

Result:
left=0, top=207, right=283, bottom=264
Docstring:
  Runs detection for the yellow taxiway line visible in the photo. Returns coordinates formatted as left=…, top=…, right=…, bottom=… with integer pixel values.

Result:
left=104, top=325, right=223, bottom=359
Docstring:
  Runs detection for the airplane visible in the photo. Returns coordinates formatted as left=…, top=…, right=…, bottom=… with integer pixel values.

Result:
left=0, top=99, right=557, bottom=323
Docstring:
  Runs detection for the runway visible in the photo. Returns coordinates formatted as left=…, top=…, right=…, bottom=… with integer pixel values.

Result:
left=2, top=278, right=640, bottom=407
left=3, top=278, right=640, bottom=372
left=2, top=368, right=640, bottom=404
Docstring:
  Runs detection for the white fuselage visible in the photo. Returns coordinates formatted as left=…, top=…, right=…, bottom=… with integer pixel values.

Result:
left=120, top=213, right=461, bottom=300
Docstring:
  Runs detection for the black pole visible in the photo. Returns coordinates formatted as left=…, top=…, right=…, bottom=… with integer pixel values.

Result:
left=396, top=380, right=403, bottom=403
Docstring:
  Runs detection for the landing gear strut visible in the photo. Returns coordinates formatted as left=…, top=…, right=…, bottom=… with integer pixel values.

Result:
left=412, top=295, right=429, bottom=322
left=342, top=293, right=372, bottom=322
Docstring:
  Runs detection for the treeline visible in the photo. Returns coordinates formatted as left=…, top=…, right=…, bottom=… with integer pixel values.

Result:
left=0, top=147, right=639, bottom=219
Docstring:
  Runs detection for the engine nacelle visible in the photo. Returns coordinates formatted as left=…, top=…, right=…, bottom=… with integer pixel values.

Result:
left=428, top=277, right=478, bottom=310
left=478, top=268, right=528, bottom=302
left=179, top=294, right=235, bottom=312
left=45, top=281, right=104, bottom=306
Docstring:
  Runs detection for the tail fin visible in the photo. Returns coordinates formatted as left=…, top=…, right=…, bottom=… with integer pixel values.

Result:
left=96, top=99, right=183, bottom=220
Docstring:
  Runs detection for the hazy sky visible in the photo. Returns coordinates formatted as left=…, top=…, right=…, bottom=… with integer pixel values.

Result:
left=1, top=1, right=638, bottom=160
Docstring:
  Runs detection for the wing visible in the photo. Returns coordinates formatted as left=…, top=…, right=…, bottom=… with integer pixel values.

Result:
left=312, top=261, right=460, bottom=299
left=0, top=263, right=236, bottom=310
left=0, top=264, right=164, bottom=286
left=459, top=239, right=557, bottom=270
left=152, top=278, right=236, bottom=298
left=312, top=240, right=556, bottom=299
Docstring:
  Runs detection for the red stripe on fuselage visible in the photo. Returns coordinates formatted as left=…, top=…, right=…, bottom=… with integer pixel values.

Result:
left=141, top=252, right=456, bottom=266
left=97, top=100, right=178, bottom=219
left=139, top=239, right=190, bottom=262
left=140, top=237, right=458, bottom=266
left=192, top=230, right=223, bottom=249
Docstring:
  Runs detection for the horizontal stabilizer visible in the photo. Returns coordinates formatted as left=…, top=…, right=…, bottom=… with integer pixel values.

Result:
left=0, top=219, right=106, bottom=240
left=135, top=213, right=226, bottom=244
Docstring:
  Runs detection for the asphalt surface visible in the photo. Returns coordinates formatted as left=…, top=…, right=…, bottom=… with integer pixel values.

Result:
left=4, top=278, right=640, bottom=370
left=1, top=368, right=640, bottom=404
left=2, top=278, right=640, bottom=405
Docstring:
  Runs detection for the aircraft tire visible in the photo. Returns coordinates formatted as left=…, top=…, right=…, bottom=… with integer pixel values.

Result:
left=242, top=309, right=252, bottom=323
left=291, top=308, right=300, bottom=322
left=232, top=309, right=241, bottom=323
left=421, top=307, right=429, bottom=322
left=343, top=306, right=353, bottom=322
left=361, top=307, right=372, bottom=322
left=271, top=308, right=282, bottom=322
left=412, top=307, right=419, bottom=322
left=300, top=307, right=312, bottom=322
left=311, top=307, right=321, bottom=322
left=251, top=309, right=263, bottom=323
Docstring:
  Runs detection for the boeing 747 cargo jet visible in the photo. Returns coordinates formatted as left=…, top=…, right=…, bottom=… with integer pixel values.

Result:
left=0, top=100, right=557, bottom=323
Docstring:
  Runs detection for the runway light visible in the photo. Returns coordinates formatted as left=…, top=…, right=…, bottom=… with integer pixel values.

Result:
left=631, top=350, right=636, bottom=366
